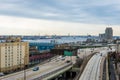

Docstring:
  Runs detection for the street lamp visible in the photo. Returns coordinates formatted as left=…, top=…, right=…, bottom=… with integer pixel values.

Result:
left=84, top=48, right=86, bottom=60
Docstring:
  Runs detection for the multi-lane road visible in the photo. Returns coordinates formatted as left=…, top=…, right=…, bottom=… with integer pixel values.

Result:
left=0, top=57, right=71, bottom=80
left=79, top=49, right=109, bottom=80
left=0, top=47, right=114, bottom=80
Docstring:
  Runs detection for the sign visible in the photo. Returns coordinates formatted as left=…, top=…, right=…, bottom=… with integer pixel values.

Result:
left=64, top=51, right=73, bottom=56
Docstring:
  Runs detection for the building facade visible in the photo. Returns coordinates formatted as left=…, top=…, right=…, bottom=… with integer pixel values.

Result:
left=115, top=40, right=120, bottom=78
left=116, top=40, right=120, bottom=58
left=99, top=27, right=113, bottom=42
left=99, top=33, right=106, bottom=41
left=105, top=27, right=113, bottom=40
left=29, top=46, right=53, bottom=65
left=0, top=37, right=29, bottom=73
left=29, top=42, right=55, bottom=52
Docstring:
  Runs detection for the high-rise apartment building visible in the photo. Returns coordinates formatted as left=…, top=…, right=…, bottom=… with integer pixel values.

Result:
left=99, top=33, right=106, bottom=41
left=0, top=37, right=29, bottom=73
left=105, top=27, right=113, bottom=40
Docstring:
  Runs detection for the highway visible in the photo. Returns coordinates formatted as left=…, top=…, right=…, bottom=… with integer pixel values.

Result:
left=77, top=47, right=103, bottom=59
left=0, top=47, right=113, bottom=80
left=0, top=57, right=72, bottom=80
left=79, top=50, right=108, bottom=80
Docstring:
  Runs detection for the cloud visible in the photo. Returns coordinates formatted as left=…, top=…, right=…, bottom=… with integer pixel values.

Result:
left=0, top=0, right=120, bottom=25
left=0, top=15, right=119, bottom=36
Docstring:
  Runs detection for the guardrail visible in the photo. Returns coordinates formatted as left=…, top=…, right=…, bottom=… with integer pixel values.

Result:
left=106, top=54, right=109, bottom=80
left=33, top=62, right=72, bottom=80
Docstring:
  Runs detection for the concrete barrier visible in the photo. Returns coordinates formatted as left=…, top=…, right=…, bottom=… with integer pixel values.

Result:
left=33, top=62, right=72, bottom=80
left=106, top=55, right=109, bottom=80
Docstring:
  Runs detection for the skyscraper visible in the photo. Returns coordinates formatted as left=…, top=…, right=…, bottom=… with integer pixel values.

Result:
left=105, top=27, right=113, bottom=40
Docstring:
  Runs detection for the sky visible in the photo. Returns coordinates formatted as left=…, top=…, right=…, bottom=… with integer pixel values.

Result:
left=0, top=0, right=120, bottom=36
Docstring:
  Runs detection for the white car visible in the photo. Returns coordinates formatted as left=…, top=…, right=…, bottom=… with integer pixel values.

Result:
left=61, top=57, right=66, bottom=60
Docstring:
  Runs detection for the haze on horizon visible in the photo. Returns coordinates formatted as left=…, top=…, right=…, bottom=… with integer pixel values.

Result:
left=0, top=0, right=120, bottom=36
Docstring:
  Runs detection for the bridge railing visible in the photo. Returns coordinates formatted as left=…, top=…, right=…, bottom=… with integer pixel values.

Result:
left=33, top=62, right=72, bottom=80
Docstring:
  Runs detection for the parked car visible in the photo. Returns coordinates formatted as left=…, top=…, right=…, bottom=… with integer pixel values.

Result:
left=33, top=66, right=39, bottom=71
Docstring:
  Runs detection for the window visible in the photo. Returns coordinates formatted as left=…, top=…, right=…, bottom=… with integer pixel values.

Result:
left=5, top=64, right=7, bottom=67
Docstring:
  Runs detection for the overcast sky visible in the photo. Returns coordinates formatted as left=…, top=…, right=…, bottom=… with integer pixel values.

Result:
left=0, top=0, right=120, bottom=36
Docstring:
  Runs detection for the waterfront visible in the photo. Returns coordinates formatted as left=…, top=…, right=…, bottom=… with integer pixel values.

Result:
left=24, top=36, right=87, bottom=44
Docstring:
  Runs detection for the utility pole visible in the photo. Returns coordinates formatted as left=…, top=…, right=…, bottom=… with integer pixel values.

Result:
left=24, top=64, right=26, bottom=80
left=22, top=57, right=26, bottom=80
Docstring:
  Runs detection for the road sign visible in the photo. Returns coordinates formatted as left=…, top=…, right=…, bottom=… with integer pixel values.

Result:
left=64, top=51, right=73, bottom=56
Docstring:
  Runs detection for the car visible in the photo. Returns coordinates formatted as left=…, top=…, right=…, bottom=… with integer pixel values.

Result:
left=61, top=57, right=65, bottom=60
left=33, top=67, right=39, bottom=71
left=57, top=56, right=62, bottom=59
left=0, top=73, right=4, bottom=76
left=66, top=60, right=71, bottom=63
left=100, top=53, right=102, bottom=56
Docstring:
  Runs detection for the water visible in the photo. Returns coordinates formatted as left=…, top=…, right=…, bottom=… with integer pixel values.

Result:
left=24, top=36, right=87, bottom=44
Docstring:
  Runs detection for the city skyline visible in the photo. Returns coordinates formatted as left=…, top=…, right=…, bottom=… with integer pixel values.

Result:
left=0, top=0, right=120, bottom=36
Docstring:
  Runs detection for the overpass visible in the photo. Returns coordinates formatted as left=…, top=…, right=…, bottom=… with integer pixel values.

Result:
left=78, top=48, right=115, bottom=80
left=0, top=47, right=107, bottom=80
left=0, top=56, right=73, bottom=80
left=33, top=62, right=73, bottom=80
